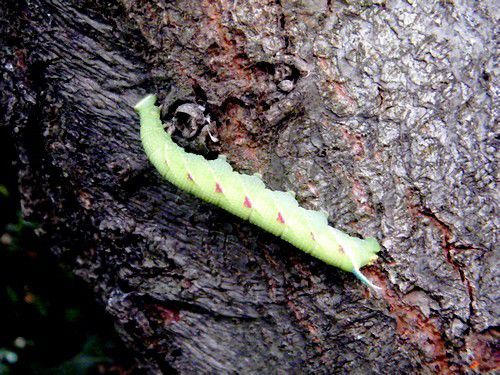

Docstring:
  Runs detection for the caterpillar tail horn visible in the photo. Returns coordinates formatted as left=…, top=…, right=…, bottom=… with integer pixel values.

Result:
left=352, top=268, right=381, bottom=291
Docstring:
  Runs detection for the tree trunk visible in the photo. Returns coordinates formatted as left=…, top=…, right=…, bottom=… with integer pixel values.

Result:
left=1, top=0, right=497, bottom=373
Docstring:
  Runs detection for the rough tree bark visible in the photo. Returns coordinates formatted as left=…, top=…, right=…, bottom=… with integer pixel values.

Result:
left=1, top=0, right=498, bottom=373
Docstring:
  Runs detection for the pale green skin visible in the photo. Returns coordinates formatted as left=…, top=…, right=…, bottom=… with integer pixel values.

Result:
left=134, top=94, right=381, bottom=289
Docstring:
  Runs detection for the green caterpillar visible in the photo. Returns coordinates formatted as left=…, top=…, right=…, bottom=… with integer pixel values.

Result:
left=134, top=94, right=381, bottom=289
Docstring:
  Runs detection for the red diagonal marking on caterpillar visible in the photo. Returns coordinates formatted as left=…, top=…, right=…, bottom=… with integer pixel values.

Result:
left=187, top=173, right=194, bottom=181
left=244, top=196, right=252, bottom=208
left=338, top=245, right=345, bottom=254
left=310, top=232, right=316, bottom=241
left=215, top=182, right=223, bottom=193
left=277, top=212, right=285, bottom=224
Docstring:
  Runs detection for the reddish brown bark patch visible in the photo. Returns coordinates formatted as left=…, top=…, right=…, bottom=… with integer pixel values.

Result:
left=340, top=127, right=365, bottom=160
left=465, top=328, right=500, bottom=373
left=366, top=269, right=453, bottom=373
left=157, top=305, right=180, bottom=325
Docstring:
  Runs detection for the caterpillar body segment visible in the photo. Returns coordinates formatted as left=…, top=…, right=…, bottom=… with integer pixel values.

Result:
left=134, top=95, right=381, bottom=289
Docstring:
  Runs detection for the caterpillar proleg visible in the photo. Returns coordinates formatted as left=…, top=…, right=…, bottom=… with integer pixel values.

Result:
left=134, top=94, right=381, bottom=290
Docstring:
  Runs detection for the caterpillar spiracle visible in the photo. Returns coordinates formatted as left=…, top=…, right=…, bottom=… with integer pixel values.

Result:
left=134, top=94, right=381, bottom=289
